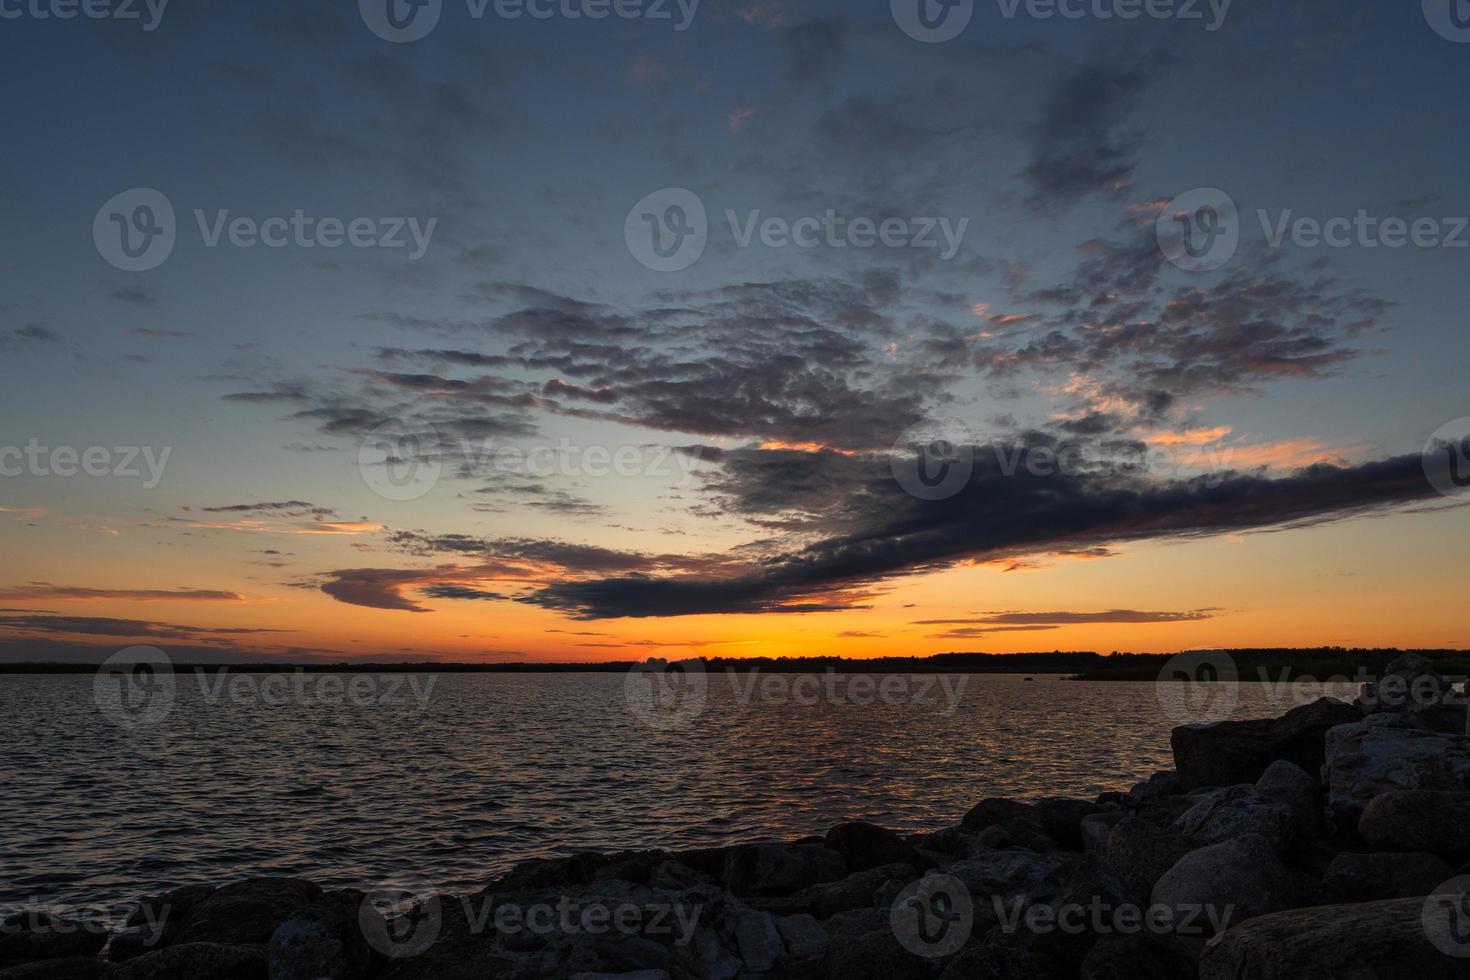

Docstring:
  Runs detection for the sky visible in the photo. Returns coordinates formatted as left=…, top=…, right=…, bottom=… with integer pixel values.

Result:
left=1, top=0, right=1468, bottom=663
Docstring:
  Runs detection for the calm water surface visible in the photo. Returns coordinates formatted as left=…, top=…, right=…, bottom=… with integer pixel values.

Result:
left=0, top=671, right=1350, bottom=921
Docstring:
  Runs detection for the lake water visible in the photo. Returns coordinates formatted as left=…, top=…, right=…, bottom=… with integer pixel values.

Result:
left=0, top=670, right=1354, bottom=922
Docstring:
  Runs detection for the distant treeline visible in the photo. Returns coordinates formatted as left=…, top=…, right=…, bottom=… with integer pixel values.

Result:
left=1, top=648, right=1466, bottom=678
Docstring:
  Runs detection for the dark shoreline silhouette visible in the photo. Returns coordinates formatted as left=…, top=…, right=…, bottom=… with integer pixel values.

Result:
left=3, top=647, right=1466, bottom=679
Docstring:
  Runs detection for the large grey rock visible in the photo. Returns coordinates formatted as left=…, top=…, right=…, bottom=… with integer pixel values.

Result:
left=268, top=891, right=374, bottom=980
left=1080, top=934, right=1195, bottom=980
left=1322, top=722, right=1470, bottom=827
left=824, top=822, right=923, bottom=872
left=126, top=884, right=216, bottom=929
left=800, top=863, right=917, bottom=918
left=1199, top=898, right=1468, bottom=979
left=1151, top=835, right=1311, bottom=934
left=1172, top=784, right=1295, bottom=850
left=947, top=850, right=1065, bottom=906
left=0, top=912, right=107, bottom=968
left=730, top=910, right=784, bottom=973
left=1358, top=790, right=1470, bottom=860
left=818, top=908, right=933, bottom=980
left=1322, top=851, right=1455, bottom=902
left=1255, top=759, right=1322, bottom=840
left=775, top=914, right=827, bottom=960
left=1357, top=653, right=1453, bottom=717
left=1102, top=813, right=1197, bottom=904
left=115, top=942, right=268, bottom=980
left=1080, top=812, right=1125, bottom=854
left=723, top=842, right=846, bottom=896
left=174, top=878, right=322, bottom=947
left=960, top=798, right=1044, bottom=838
left=940, top=944, right=1058, bottom=978
left=0, top=959, right=116, bottom=980
left=1033, top=799, right=1104, bottom=851
left=1171, top=697, right=1360, bottom=791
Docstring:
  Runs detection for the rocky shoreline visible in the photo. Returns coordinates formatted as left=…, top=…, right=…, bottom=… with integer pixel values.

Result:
left=5, top=653, right=1470, bottom=979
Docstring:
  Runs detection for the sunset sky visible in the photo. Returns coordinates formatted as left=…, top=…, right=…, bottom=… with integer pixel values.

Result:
left=1, top=0, right=1467, bottom=663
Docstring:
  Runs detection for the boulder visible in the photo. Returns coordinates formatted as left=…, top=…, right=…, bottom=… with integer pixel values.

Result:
left=1322, top=851, right=1455, bottom=902
left=817, top=908, right=933, bottom=980
left=1199, top=897, right=1468, bottom=979
left=0, top=959, right=116, bottom=980
left=729, top=910, right=784, bottom=973
left=1151, top=835, right=1312, bottom=934
left=173, top=878, right=322, bottom=947
left=947, top=850, right=1065, bottom=908
left=115, top=942, right=268, bottom=980
left=823, top=822, right=923, bottom=872
left=1172, top=785, right=1295, bottom=850
left=0, top=912, right=107, bottom=968
left=126, top=884, right=216, bottom=930
left=1322, top=723, right=1470, bottom=827
left=800, top=863, right=917, bottom=918
left=775, top=914, right=827, bottom=961
left=1358, top=790, right=1470, bottom=860
left=723, top=842, right=846, bottom=896
left=961, top=798, right=1044, bottom=839
left=1080, top=934, right=1196, bottom=980
left=1254, top=759, right=1322, bottom=840
left=940, top=944, right=1059, bottom=978
left=1102, top=812, right=1197, bottom=904
left=1032, top=799, right=1103, bottom=851
left=267, top=891, right=375, bottom=980
left=1124, top=771, right=1181, bottom=805
left=105, top=923, right=174, bottom=963
left=1080, top=812, right=1125, bottom=854
left=1171, top=697, right=1360, bottom=791
left=1357, top=653, right=1453, bottom=717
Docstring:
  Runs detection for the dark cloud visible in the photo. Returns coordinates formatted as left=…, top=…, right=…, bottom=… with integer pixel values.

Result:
left=521, top=449, right=1441, bottom=619
left=0, top=585, right=244, bottom=602
left=0, top=615, right=288, bottom=641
